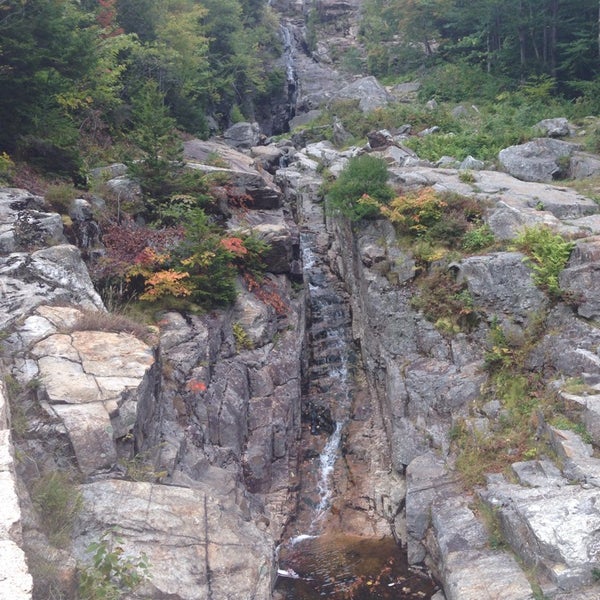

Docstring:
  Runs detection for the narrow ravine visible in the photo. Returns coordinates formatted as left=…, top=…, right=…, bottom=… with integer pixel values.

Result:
left=274, top=178, right=438, bottom=599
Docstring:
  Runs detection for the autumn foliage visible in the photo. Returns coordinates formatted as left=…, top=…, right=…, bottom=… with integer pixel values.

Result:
left=92, top=207, right=270, bottom=308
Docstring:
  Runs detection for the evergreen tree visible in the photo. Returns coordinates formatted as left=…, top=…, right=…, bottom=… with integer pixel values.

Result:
left=127, top=80, right=183, bottom=203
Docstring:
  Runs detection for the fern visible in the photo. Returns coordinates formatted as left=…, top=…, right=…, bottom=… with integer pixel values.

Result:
left=513, top=226, right=574, bottom=297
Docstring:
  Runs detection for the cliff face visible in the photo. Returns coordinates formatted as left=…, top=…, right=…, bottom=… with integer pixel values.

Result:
left=4, top=123, right=600, bottom=599
left=0, top=144, right=305, bottom=599
left=5, top=47, right=600, bottom=599
left=323, top=161, right=600, bottom=597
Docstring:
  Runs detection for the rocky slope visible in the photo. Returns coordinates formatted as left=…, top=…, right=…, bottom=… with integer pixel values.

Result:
left=2, top=0, right=600, bottom=596
left=3, top=108, right=600, bottom=600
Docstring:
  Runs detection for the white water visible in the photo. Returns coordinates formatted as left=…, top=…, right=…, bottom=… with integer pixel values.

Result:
left=316, top=421, right=343, bottom=516
left=280, top=24, right=296, bottom=85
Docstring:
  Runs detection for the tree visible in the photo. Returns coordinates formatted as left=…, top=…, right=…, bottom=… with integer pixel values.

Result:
left=127, top=80, right=183, bottom=203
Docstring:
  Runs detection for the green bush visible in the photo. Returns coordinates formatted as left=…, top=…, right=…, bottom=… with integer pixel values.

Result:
left=79, top=529, right=149, bottom=600
left=384, top=188, right=486, bottom=258
left=512, top=226, right=575, bottom=297
left=32, top=472, right=82, bottom=548
left=325, top=154, right=394, bottom=221
left=0, top=152, right=15, bottom=183
left=45, top=183, right=78, bottom=214
left=462, top=224, right=495, bottom=252
left=418, top=61, right=505, bottom=104
left=411, top=269, right=477, bottom=333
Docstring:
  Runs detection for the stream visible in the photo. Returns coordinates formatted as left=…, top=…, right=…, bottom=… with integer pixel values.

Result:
left=274, top=180, right=438, bottom=599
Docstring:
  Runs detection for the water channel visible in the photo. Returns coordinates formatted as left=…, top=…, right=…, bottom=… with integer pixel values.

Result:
left=274, top=179, right=438, bottom=599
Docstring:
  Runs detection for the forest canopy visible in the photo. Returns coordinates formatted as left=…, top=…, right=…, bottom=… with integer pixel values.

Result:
left=2, top=0, right=600, bottom=179
left=0, top=0, right=282, bottom=176
left=359, top=0, right=600, bottom=100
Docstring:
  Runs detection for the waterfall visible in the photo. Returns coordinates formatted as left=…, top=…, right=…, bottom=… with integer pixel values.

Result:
left=275, top=174, right=438, bottom=599
left=316, top=421, right=343, bottom=515
left=280, top=22, right=298, bottom=123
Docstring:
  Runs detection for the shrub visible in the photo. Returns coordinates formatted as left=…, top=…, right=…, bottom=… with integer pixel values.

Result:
left=325, top=154, right=394, bottom=220
left=512, top=226, right=574, bottom=297
left=79, top=529, right=149, bottom=600
left=411, top=269, right=477, bottom=333
left=458, top=170, right=475, bottom=183
left=232, top=322, right=253, bottom=351
left=32, top=472, right=82, bottom=548
left=382, top=187, right=447, bottom=235
left=384, top=188, right=486, bottom=261
left=462, top=224, right=495, bottom=252
left=0, top=151, right=15, bottom=182
left=45, top=183, right=78, bottom=214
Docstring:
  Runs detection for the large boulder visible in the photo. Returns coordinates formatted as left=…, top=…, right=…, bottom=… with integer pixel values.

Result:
left=332, top=76, right=392, bottom=113
left=184, top=139, right=283, bottom=209
left=25, top=308, right=156, bottom=476
left=430, top=494, right=535, bottom=600
left=0, top=187, right=65, bottom=253
left=223, top=122, right=261, bottom=150
left=570, top=151, right=600, bottom=179
left=498, top=138, right=581, bottom=182
left=0, top=245, right=104, bottom=330
left=534, top=117, right=574, bottom=138
left=74, top=478, right=274, bottom=600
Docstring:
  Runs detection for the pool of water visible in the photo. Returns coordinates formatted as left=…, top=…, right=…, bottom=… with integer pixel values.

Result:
left=275, top=534, right=438, bottom=599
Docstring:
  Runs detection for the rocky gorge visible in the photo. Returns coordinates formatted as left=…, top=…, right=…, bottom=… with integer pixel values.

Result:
left=3, top=5, right=600, bottom=600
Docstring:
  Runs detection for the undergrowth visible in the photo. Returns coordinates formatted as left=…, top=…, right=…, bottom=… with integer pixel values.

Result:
left=32, top=472, right=82, bottom=548
left=451, top=313, right=589, bottom=488
left=511, top=225, right=575, bottom=298
left=79, top=529, right=150, bottom=600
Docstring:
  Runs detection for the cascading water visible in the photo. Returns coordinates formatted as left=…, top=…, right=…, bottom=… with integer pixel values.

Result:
left=275, top=183, right=438, bottom=598
left=280, top=22, right=298, bottom=125
left=316, top=421, right=342, bottom=515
